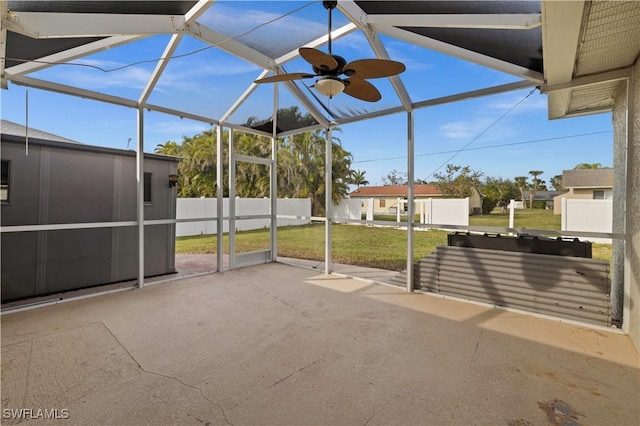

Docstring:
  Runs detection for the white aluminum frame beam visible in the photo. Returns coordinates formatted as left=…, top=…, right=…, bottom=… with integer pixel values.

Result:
left=406, top=110, right=415, bottom=292
left=5, top=11, right=277, bottom=71
left=216, top=125, right=224, bottom=272
left=4, top=35, right=144, bottom=76
left=542, top=0, right=585, bottom=119
left=324, top=126, right=333, bottom=274
left=139, top=33, right=182, bottom=104
left=338, top=1, right=413, bottom=111
left=138, top=1, right=211, bottom=104
left=540, top=67, right=631, bottom=93
left=136, top=107, right=145, bottom=288
left=228, top=128, right=236, bottom=269
left=3, top=12, right=180, bottom=38
left=10, top=74, right=138, bottom=107
left=184, top=0, right=215, bottom=24
left=270, top=83, right=278, bottom=262
left=367, top=13, right=542, bottom=30
left=220, top=69, right=269, bottom=124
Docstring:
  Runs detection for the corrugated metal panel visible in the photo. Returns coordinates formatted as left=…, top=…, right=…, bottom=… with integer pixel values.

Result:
left=414, top=254, right=438, bottom=293
left=432, top=246, right=611, bottom=326
left=388, top=252, right=438, bottom=290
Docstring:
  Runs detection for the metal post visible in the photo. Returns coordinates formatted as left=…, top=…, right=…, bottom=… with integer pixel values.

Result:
left=136, top=107, right=145, bottom=288
left=216, top=125, right=224, bottom=272
left=270, top=83, right=278, bottom=261
left=406, top=110, right=415, bottom=292
left=324, top=126, right=332, bottom=274
left=228, top=128, right=235, bottom=269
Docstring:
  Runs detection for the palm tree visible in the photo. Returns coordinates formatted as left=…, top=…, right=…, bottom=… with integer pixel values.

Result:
left=351, top=169, right=369, bottom=187
left=154, top=107, right=356, bottom=215
left=528, top=170, right=544, bottom=209
left=550, top=174, right=563, bottom=191
left=514, top=176, right=528, bottom=208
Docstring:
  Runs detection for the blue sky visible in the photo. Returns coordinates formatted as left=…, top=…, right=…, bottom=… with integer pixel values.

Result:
left=1, top=1, right=613, bottom=188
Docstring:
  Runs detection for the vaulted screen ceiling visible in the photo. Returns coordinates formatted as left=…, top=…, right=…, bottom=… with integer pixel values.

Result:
left=2, top=1, right=637, bottom=133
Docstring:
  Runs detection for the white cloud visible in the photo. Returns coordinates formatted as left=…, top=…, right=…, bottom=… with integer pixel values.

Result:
left=488, top=93, right=548, bottom=112
left=440, top=120, right=490, bottom=140
left=200, top=4, right=325, bottom=45
left=386, top=43, right=433, bottom=72
left=439, top=118, right=516, bottom=142
left=147, top=120, right=211, bottom=136
left=54, top=65, right=152, bottom=90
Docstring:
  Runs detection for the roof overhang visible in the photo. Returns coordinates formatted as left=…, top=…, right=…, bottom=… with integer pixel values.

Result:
left=541, top=1, right=640, bottom=120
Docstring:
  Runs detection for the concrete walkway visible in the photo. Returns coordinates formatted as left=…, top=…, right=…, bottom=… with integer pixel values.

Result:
left=1, top=263, right=638, bottom=425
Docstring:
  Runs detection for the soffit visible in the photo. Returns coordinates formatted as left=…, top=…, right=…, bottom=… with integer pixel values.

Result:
left=545, top=1, right=640, bottom=119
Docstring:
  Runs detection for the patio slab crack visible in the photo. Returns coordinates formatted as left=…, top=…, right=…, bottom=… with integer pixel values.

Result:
left=102, top=322, right=232, bottom=426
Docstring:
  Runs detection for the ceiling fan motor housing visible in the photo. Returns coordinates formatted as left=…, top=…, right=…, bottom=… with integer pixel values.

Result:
left=313, top=55, right=347, bottom=75
left=323, top=1, right=338, bottom=10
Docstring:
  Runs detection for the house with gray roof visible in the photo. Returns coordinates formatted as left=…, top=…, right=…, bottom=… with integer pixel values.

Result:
left=553, top=168, right=613, bottom=214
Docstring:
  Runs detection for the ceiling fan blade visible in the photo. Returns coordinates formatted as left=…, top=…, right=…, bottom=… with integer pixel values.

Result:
left=343, top=59, right=406, bottom=79
left=299, top=47, right=338, bottom=72
left=343, top=78, right=381, bottom=102
left=254, top=73, right=316, bottom=84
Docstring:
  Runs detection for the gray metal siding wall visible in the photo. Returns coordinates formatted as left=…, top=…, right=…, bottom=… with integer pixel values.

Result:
left=430, top=246, right=611, bottom=326
left=1, top=139, right=178, bottom=302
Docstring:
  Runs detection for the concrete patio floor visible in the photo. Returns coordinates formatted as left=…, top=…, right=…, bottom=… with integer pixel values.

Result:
left=1, top=263, right=639, bottom=425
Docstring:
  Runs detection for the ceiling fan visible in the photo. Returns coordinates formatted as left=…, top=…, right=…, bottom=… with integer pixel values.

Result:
left=254, top=1, right=406, bottom=102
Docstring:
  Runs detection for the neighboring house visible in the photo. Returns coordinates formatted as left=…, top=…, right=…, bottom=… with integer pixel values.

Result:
left=349, top=184, right=483, bottom=215
left=1, top=120, right=180, bottom=302
left=521, top=190, right=568, bottom=210
left=552, top=168, right=614, bottom=214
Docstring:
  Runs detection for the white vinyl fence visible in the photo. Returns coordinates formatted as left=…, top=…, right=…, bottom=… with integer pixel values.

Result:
left=561, top=198, right=613, bottom=243
left=333, top=199, right=364, bottom=220
left=395, top=198, right=470, bottom=226
left=176, top=198, right=311, bottom=237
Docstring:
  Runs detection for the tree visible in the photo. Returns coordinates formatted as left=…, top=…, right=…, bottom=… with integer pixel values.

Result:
left=382, top=170, right=408, bottom=186
left=514, top=176, right=529, bottom=208
left=155, top=106, right=356, bottom=216
left=528, top=170, right=544, bottom=209
left=549, top=174, right=563, bottom=191
left=481, top=177, right=519, bottom=213
left=433, top=164, right=483, bottom=198
left=351, top=169, right=369, bottom=187
left=573, top=162, right=601, bottom=169
left=156, top=129, right=222, bottom=198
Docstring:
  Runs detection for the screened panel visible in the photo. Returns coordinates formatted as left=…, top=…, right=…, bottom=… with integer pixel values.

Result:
left=145, top=35, right=262, bottom=120
left=200, top=1, right=349, bottom=60
left=28, top=35, right=172, bottom=101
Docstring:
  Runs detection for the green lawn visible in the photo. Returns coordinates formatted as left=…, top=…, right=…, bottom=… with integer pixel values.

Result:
left=176, top=209, right=611, bottom=271
left=375, top=208, right=561, bottom=230
left=176, top=224, right=448, bottom=271
left=469, top=208, right=561, bottom=229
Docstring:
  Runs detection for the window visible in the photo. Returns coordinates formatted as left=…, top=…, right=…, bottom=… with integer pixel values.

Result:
left=144, top=172, right=152, bottom=203
left=593, top=190, right=605, bottom=200
left=1, top=160, right=9, bottom=203
left=379, top=199, right=386, bottom=208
